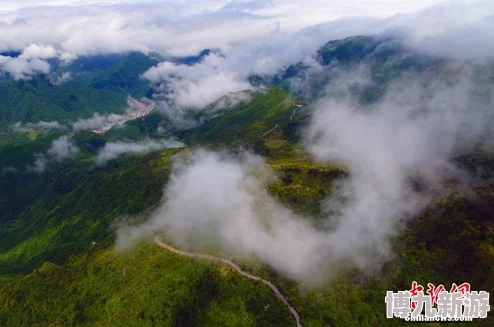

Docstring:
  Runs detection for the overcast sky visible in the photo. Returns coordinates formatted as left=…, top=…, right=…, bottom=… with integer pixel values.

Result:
left=0, top=0, right=445, bottom=18
left=0, top=1, right=490, bottom=55
left=0, top=1, right=491, bottom=56
left=0, top=1, right=492, bottom=81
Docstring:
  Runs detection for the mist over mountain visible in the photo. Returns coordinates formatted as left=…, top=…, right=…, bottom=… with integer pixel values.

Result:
left=116, top=40, right=494, bottom=285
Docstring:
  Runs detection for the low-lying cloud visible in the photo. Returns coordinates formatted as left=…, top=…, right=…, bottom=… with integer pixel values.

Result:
left=47, top=135, right=79, bottom=162
left=117, top=150, right=337, bottom=282
left=72, top=113, right=126, bottom=132
left=143, top=54, right=252, bottom=109
left=209, top=91, right=253, bottom=112
left=27, top=135, right=79, bottom=173
left=0, top=0, right=443, bottom=57
left=0, top=55, right=50, bottom=80
left=117, top=60, right=494, bottom=284
left=95, top=138, right=185, bottom=165
left=49, top=71, right=72, bottom=85
left=140, top=1, right=494, bottom=110
left=71, top=97, right=154, bottom=132
left=11, top=120, right=66, bottom=133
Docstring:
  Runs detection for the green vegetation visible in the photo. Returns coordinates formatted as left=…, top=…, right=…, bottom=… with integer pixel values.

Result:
left=88, top=52, right=159, bottom=98
left=282, top=187, right=494, bottom=327
left=2, top=95, right=492, bottom=326
left=0, top=148, right=182, bottom=274
left=268, top=160, right=346, bottom=217
left=102, top=111, right=173, bottom=142
left=182, top=88, right=296, bottom=147
left=0, top=77, right=127, bottom=127
left=0, top=242, right=293, bottom=327
left=0, top=131, right=64, bottom=168
left=317, top=35, right=380, bottom=65
left=0, top=42, right=493, bottom=326
left=1, top=185, right=492, bottom=326
left=2, top=81, right=493, bottom=325
left=252, top=35, right=441, bottom=104
left=0, top=51, right=159, bottom=139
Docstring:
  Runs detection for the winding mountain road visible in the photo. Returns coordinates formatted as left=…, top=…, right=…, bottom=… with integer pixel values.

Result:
left=290, top=108, right=298, bottom=121
left=154, top=235, right=303, bottom=327
left=260, top=123, right=279, bottom=138
left=238, top=123, right=279, bottom=149
left=238, top=102, right=302, bottom=149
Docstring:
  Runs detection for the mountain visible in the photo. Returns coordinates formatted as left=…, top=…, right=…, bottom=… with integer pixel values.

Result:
left=1, top=36, right=493, bottom=326
left=251, top=35, right=442, bottom=102
left=0, top=77, right=127, bottom=127
left=83, top=52, right=162, bottom=97
left=169, top=48, right=218, bottom=66
left=0, top=52, right=164, bottom=131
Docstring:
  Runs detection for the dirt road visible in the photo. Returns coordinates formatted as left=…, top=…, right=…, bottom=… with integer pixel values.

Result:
left=154, top=235, right=302, bottom=327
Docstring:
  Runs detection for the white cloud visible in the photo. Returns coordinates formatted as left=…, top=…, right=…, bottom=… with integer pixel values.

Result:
left=26, top=135, right=79, bottom=173
left=47, top=135, right=79, bottom=161
left=143, top=54, right=252, bottom=108
left=19, top=43, right=57, bottom=60
left=71, top=98, right=154, bottom=131
left=117, top=150, right=338, bottom=283
left=95, top=138, right=185, bottom=165
left=11, top=120, right=66, bottom=133
left=117, top=61, right=494, bottom=283
left=0, top=55, right=50, bottom=80
left=72, top=113, right=126, bottom=131
left=0, top=0, right=480, bottom=59
left=28, top=153, right=48, bottom=174
left=209, top=91, right=252, bottom=111
left=139, top=1, right=494, bottom=109
left=303, top=64, right=493, bottom=271
left=49, top=71, right=72, bottom=85
left=0, top=0, right=490, bottom=82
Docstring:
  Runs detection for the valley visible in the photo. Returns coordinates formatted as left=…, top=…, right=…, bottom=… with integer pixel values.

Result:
left=92, top=100, right=155, bottom=135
